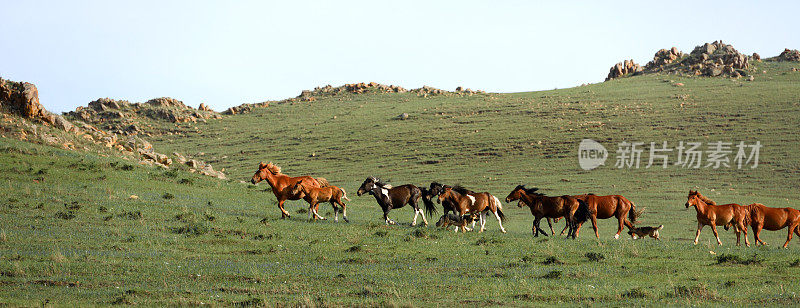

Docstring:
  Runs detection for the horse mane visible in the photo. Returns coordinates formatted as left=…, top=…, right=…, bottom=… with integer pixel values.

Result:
left=368, top=176, right=392, bottom=189
left=516, top=184, right=543, bottom=196
left=452, top=185, right=472, bottom=195
left=266, top=162, right=281, bottom=174
left=692, top=191, right=717, bottom=205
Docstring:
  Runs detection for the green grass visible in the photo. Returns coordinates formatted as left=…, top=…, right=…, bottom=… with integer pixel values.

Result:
left=1, top=61, right=800, bottom=305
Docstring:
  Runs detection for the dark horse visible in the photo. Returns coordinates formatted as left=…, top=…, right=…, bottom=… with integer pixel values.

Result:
left=505, top=185, right=589, bottom=238
left=421, top=182, right=462, bottom=216
left=250, top=162, right=329, bottom=219
left=357, top=177, right=436, bottom=226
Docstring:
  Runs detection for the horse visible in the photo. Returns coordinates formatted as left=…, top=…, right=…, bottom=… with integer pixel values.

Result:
left=684, top=190, right=750, bottom=246
left=250, top=162, right=330, bottom=219
left=746, top=203, right=800, bottom=248
left=289, top=179, right=351, bottom=223
left=505, top=185, right=588, bottom=238
left=421, top=182, right=462, bottom=216
left=438, top=185, right=506, bottom=233
left=570, top=194, right=640, bottom=239
left=356, top=177, right=436, bottom=226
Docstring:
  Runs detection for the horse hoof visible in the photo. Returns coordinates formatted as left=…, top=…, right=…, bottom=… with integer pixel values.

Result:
left=614, top=234, right=619, bottom=239
left=344, top=217, right=350, bottom=223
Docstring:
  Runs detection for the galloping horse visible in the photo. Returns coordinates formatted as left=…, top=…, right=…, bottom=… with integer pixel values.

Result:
left=289, top=179, right=350, bottom=222
left=684, top=190, right=749, bottom=246
left=571, top=194, right=639, bottom=239
left=505, top=185, right=588, bottom=238
left=438, top=186, right=506, bottom=233
left=356, top=177, right=435, bottom=226
left=250, top=162, right=330, bottom=219
left=421, top=182, right=463, bottom=216
left=746, top=203, right=800, bottom=248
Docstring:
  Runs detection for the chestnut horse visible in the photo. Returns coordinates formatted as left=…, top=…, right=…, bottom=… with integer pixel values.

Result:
left=289, top=179, right=350, bottom=223
left=746, top=203, right=800, bottom=248
left=571, top=194, right=639, bottom=239
left=356, top=177, right=435, bottom=226
left=505, top=185, right=588, bottom=238
left=684, top=190, right=750, bottom=246
left=250, top=162, right=330, bottom=219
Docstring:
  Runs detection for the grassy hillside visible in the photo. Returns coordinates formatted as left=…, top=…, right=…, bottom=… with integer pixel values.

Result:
left=2, top=60, right=800, bottom=306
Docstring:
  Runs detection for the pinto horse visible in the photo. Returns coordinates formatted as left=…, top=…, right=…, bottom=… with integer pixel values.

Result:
left=438, top=186, right=506, bottom=233
left=356, top=177, right=436, bottom=226
left=684, top=190, right=750, bottom=246
left=289, top=179, right=350, bottom=223
left=746, top=203, right=800, bottom=248
left=505, top=185, right=588, bottom=238
left=251, top=162, right=330, bottom=219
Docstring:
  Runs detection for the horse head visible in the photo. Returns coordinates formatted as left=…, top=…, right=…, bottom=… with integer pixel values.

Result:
left=251, top=162, right=268, bottom=184
left=357, top=177, right=377, bottom=196
left=506, top=185, right=527, bottom=203
left=686, top=190, right=704, bottom=208
left=437, top=186, right=454, bottom=204
left=289, top=179, right=306, bottom=195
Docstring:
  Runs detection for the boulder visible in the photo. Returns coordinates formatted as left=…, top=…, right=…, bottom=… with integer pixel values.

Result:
left=198, top=103, right=213, bottom=111
left=778, top=48, right=800, bottom=62
left=606, top=59, right=642, bottom=81
left=0, top=78, right=45, bottom=118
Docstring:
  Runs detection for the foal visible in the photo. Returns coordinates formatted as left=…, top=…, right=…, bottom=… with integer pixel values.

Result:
left=290, top=179, right=350, bottom=222
left=438, top=186, right=506, bottom=233
left=684, top=190, right=749, bottom=246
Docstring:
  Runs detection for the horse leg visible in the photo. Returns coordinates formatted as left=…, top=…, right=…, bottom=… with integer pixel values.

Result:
left=614, top=216, right=623, bottom=239
left=710, top=224, right=722, bottom=246
left=331, top=202, right=339, bottom=222
left=753, top=223, right=765, bottom=246
left=384, top=208, right=395, bottom=225
left=547, top=218, right=555, bottom=235
left=783, top=223, right=798, bottom=248
left=478, top=212, right=487, bottom=233
left=532, top=217, right=542, bottom=237
left=411, top=207, right=420, bottom=227
left=559, top=223, right=569, bottom=236
left=492, top=210, right=506, bottom=233
left=339, top=200, right=349, bottom=223
left=278, top=199, right=291, bottom=219
left=693, top=222, right=704, bottom=245
left=740, top=221, right=750, bottom=247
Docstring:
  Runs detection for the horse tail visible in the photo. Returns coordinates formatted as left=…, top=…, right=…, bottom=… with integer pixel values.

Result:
left=340, top=188, right=351, bottom=201
left=492, top=195, right=505, bottom=221
left=573, top=199, right=591, bottom=224
left=493, top=195, right=504, bottom=211
left=421, top=188, right=438, bottom=217
left=315, top=177, right=330, bottom=188
left=627, top=200, right=638, bottom=224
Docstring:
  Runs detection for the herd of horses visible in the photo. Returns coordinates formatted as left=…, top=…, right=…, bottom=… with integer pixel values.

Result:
left=250, top=162, right=800, bottom=247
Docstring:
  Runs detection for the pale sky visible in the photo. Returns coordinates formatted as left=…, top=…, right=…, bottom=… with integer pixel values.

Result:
left=1, top=1, right=798, bottom=113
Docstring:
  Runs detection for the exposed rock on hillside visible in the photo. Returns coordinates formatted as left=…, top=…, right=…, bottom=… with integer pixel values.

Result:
left=606, top=60, right=643, bottom=81
left=70, top=97, right=221, bottom=127
left=605, top=41, right=755, bottom=80
left=1, top=77, right=226, bottom=179
left=778, top=49, right=800, bottom=62
left=223, top=82, right=485, bottom=115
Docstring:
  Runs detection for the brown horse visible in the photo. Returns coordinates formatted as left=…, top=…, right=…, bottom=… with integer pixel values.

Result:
left=684, top=190, right=749, bottom=246
left=438, top=186, right=506, bottom=233
left=250, top=162, right=329, bottom=219
left=505, top=185, right=588, bottom=238
left=571, top=194, right=639, bottom=239
left=289, top=179, right=350, bottom=223
left=746, top=203, right=800, bottom=248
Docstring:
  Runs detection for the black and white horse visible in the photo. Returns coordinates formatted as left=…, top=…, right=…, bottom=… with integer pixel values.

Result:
left=356, top=176, right=436, bottom=226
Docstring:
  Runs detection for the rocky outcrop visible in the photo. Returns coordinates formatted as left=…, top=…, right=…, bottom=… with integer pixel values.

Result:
left=69, top=97, right=222, bottom=130
left=606, top=59, right=643, bottom=81
left=605, top=41, right=755, bottom=81
left=0, top=78, right=46, bottom=119
left=198, top=103, right=213, bottom=111
left=223, top=82, right=485, bottom=115
left=777, top=49, right=800, bottom=62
